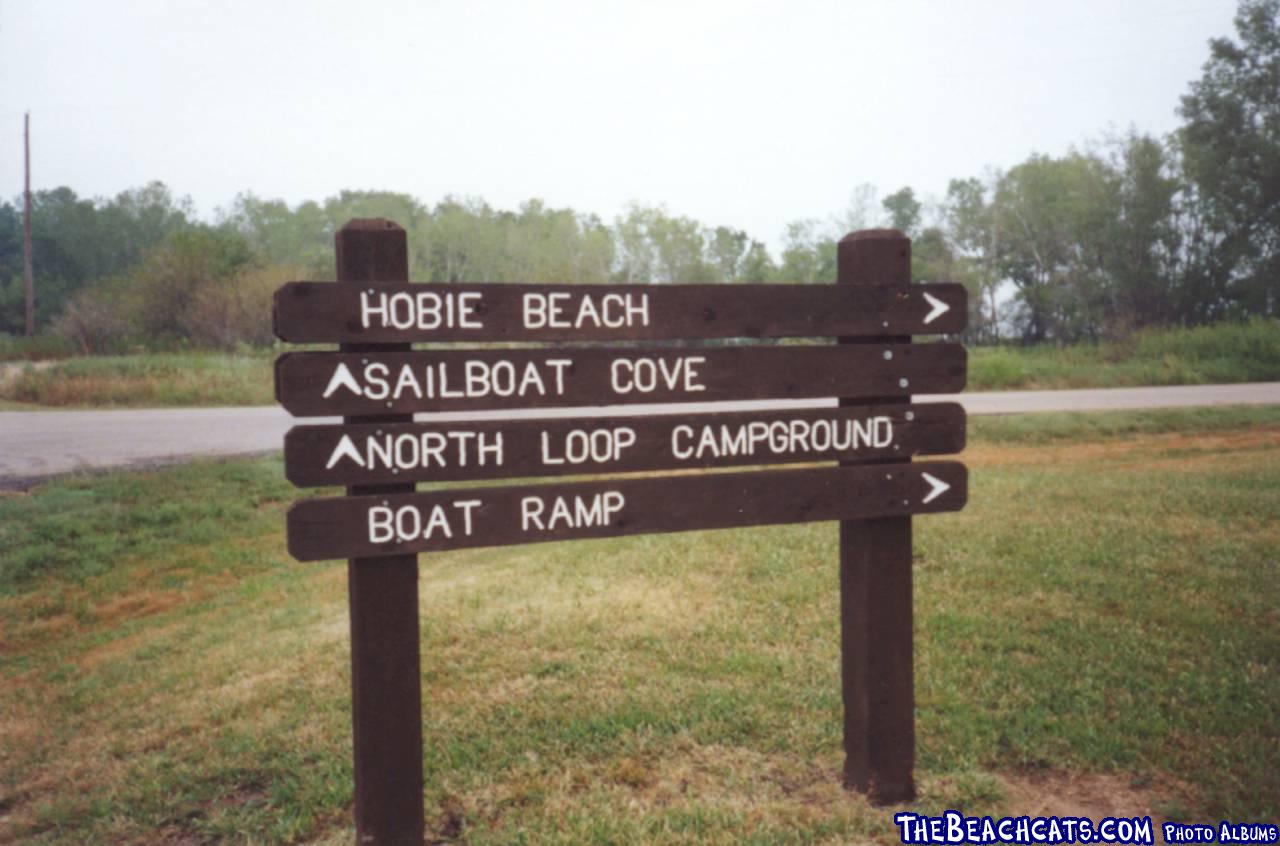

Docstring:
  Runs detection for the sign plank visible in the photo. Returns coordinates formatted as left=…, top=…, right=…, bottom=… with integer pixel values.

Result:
left=273, top=281, right=968, bottom=343
left=275, top=343, right=966, bottom=417
left=284, top=402, right=965, bottom=487
left=285, top=461, right=968, bottom=561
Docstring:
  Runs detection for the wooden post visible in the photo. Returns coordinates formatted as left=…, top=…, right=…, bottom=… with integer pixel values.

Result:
left=837, top=229, right=915, bottom=803
left=336, top=220, right=425, bottom=844
left=23, top=112, right=34, bottom=338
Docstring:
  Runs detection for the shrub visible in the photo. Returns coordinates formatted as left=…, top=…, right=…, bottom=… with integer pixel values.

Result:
left=52, top=286, right=132, bottom=355
left=0, top=332, right=76, bottom=361
left=129, top=228, right=256, bottom=344
left=179, top=264, right=299, bottom=350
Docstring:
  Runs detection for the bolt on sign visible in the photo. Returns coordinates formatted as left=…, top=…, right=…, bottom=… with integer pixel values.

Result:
left=274, top=219, right=968, bottom=844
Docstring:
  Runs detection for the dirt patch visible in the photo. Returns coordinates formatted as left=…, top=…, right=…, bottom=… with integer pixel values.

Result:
left=77, top=620, right=182, bottom=669
left=217, top=783, right=270, bottom=812
left=995, top=770, right=1188, bottom=822
left=0, top=360, right=55, bottom=388
left=91, top=589, right=188, bottom=626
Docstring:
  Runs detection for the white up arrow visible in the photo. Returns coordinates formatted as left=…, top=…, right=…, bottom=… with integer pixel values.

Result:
left=922, top=292, right=950, bottom=325
left=322, top=362, right=364, bottom=398
left=325, top=434, right=366, bottom=469
left=921, top=472, right=951, bottom=505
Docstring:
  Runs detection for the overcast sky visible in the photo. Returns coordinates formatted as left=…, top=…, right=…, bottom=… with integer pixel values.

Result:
left=0, top=0, right=1240, bottom=248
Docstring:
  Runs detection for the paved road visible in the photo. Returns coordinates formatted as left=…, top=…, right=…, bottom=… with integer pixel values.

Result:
left=2, top=382, right=1278, bottom=486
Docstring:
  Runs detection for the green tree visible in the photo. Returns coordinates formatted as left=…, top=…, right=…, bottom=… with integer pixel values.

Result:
left=419, top=196, right=502, bottom=283
left=611, top=205, right=718, bottom=284
left=1102, top=132, right=1181, bottom=328
left=0, top=182, right=194, bottom=334
left=777, top=220, right=834, bottom=284
left=223, top=193, right=330, bottom=274
left=738, top=240, right=777, bottom=283
left=982, top=152, right=1117, bottom=342
left=882, top=187, right=922, bottom=236
left=709, top=226, right=749, bottom=282
left=0, top=203, right=25, bottom=334
left=945, top=176, right=1005, bottom=341
left=647, top=210, right=716, bottom=283
left=1177, top=0, right=1280, bottom=318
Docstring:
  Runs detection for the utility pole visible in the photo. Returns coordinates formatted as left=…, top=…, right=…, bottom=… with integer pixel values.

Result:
left=23, top=112, right=35, bottom=337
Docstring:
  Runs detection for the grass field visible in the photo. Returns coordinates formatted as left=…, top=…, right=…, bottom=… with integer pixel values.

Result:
left=968, top=319, right=1280, bottom=390
left=0, top=320, right=1276, bottom=408
left=0, top=352, right=276, bottom=408
left=1, top=408, right=1277, bottom=844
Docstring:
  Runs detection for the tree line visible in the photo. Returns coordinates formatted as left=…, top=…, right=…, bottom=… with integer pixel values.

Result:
left=1, top=0, right=1275, bottom=351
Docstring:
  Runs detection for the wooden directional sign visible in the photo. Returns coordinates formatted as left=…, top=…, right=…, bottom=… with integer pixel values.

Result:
left=274, top=220, right=970, bottom=838
left=275, top=343, right=966, bottom=416
left=273, top=281, right=967, bottom=343
left=286, top=461, right=967, bottom=561
left=284, top=402, right=965, bottom=487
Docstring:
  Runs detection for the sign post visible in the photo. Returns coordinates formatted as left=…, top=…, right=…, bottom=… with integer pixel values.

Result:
left=334, top=220, right=424, bottom=845
left=273, top=219, right=967, bottom=838
left=838, top=229, right=917, bottom=803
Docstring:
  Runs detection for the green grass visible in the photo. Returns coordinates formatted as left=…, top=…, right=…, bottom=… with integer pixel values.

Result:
left=0, top=351, right=275, bottom=408
left=0, top=320, right=1276, bottom=408
left=968, top=318, right=1280, bottom=390
left=1, top=412, right=1277, bottom=843
left=969, top=404, right=1280, bottom=444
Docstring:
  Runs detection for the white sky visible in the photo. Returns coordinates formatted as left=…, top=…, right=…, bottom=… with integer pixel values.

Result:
left=0, top=0, right=1240, bottom=249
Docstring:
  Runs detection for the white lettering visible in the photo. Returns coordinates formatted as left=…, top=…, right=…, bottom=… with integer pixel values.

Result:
left=669, top=415, right=898, bottom=461
left=454, top=499, right=480, bottom=535
left=359, top=291, right=486, bottom=331
left=521, top=497, right=545, bottom=531
left=574, top=295, right=601, bottom=329
left=516, top=361, right=547, bottom=396
left=520, top=492, right=625, bottom=532
left=367, top=501, right=483, bottom=544
left=523, top=293, right=548, bottom=329
left=610, top=356, right=707, bottom=395
left=369, top=506, right=394, bottom=543
left=546, top=359, right=571, bottom=394
left=364, top=362, right=389, bottom=401
left=347, top=360, right=573, bottom=402
left=672, top=425, right=694, bottom=459
left=522, top=292, right=650, bottom=332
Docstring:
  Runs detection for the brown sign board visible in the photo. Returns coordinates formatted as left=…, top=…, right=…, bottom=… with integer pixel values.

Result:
left=273, top=281, right=968, bottom=343
left=283, top=402, right=965, bottom=487
left=285, top=461, right=967, bottom=561
left=274, top=343, right=966, bottom=417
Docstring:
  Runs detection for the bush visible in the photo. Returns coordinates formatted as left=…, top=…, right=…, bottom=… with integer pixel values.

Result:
left=129, top=228, right=256, bottom=343
left=179, top=264, right=299, bottom=350
left=0, top=332, right=76, bottom=361
left=52, top=286, right=132, bottom=355
left=48, top=228, right=303, bottom=352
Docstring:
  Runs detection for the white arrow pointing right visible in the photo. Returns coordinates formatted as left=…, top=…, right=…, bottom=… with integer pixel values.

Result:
left=922, top=292, right=950, bottom=325
left=921, top=472, right=950, bottom=505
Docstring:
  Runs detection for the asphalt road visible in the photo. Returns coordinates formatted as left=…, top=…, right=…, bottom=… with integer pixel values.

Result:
left=2, top=382, right=1278, bottom=486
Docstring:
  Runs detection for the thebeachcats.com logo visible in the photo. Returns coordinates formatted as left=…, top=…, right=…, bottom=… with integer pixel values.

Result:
left=893, top=812, right=1280, bottom=845
left=893, top=811, right=1154, bottom=845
